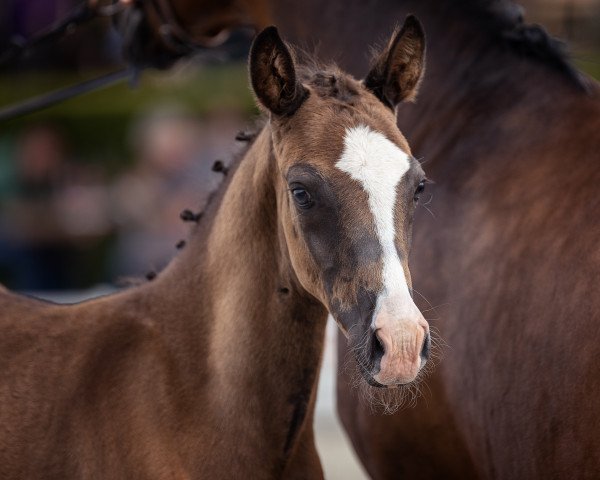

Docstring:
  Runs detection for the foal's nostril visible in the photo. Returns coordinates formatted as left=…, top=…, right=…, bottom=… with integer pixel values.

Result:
left=371, top=330, right=386, bottom=369
left=421, top=332, right=431, bottom=360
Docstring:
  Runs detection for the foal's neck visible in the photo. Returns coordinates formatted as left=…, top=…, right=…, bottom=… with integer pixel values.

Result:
left=149, top=124, right=328, bottom=469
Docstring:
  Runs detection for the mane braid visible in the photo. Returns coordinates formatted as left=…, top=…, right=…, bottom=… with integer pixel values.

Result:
left=284, top=41, right=360, bottom=103
left=192, top=121, right=263, bottom=217
left=131, top=121, right=264, bottom=285
left=299, top=66, right=361, bottom=104
left=172, top=120, right=263, bottom=233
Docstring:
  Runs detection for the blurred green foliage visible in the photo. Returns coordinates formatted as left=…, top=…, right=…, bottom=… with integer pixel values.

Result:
left=575, top=57, right=600, bottom=81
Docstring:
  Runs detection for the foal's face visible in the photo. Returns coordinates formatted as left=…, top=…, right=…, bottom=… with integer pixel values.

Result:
left=250, top=19, right=429, bottom=387
left=275, top=92, right=429, bottom=387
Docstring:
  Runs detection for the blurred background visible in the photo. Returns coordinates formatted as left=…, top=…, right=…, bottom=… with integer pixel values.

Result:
left=1, top=0, right=599, bottom=292
left=0, top=1, right=598, bottom=478
left=1, top=0, right=599, bottom=291
left=0, top=0, right=257, bottom=290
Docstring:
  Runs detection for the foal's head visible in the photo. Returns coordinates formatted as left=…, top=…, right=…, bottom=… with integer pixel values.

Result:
left=250, top=18, right=429, bottom=388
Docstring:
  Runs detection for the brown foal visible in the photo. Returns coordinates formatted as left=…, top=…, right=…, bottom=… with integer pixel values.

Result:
left=0, top=19, right=430, bottom=479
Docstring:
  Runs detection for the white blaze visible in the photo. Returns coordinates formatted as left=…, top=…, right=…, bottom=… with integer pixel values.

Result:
left=335, top=125, right=415, bottom=321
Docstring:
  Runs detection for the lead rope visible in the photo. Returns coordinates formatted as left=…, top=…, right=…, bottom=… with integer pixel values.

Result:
left=0, top=0, right=136, bottom=123
left=0, top=68, right=134, bottom=122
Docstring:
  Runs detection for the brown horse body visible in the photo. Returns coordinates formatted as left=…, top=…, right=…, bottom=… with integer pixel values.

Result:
left=9, top=0, right=600, bottom=476
left=0, top=22, right=432, bottom=478
left=268, top=1, right=600, bottom=478
left=156, top=0, right=600, bottom=477
left=0, top=127, right=326, bottom=480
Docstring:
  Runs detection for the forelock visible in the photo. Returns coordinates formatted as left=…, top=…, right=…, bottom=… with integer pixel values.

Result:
left=300, top=66, right=362, bottom=104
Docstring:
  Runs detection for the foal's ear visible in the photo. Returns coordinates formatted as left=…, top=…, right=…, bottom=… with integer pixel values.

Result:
left=249, top=26, right=308, bottom=116
left=364, top=15, right=426, bottom=109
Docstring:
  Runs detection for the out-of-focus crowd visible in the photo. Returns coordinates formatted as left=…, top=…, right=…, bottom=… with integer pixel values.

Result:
left=0, top=107, right=245, bottom=290
left=0, top=0, right=256, bottom=291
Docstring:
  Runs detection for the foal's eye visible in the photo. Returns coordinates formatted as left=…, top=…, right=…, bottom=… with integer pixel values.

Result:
left=291, top=187, right=313, bottom=209
left=414, top=180, right=426, bottom=202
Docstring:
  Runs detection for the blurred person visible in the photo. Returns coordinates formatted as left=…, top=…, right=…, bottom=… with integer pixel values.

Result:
left=0, top=124, right=111, bottom=290
left=109, top=104, right=240, bottom=280
left=0, top=124, right=74, bottom=289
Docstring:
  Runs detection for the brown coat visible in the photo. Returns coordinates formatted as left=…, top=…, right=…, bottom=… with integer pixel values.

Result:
left=0, top=23, right=431, bottom=479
